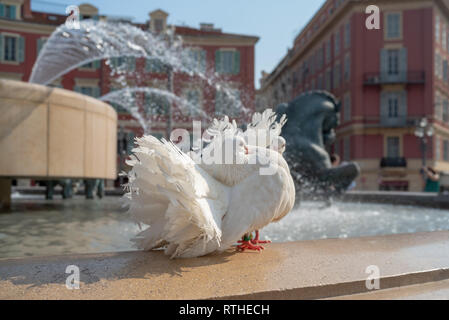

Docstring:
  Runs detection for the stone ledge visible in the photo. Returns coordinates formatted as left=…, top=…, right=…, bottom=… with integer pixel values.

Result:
left=1, top=231, right=449, bottom=299
left=341, top=191, right=449, bottom=209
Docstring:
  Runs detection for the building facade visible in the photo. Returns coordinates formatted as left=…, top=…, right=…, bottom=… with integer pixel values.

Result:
left=0, top=0, right=258, bottom=185
left=258, top=0, right=449, bottom=192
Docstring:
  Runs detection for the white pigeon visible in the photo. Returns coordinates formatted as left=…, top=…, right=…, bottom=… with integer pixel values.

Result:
left=124, top=132, right=295, bottom=258
left=190, top=109, right=289, bottom=246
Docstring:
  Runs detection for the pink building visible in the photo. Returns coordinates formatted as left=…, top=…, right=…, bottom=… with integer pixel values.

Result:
left=258, top=0, right=449, bottom=191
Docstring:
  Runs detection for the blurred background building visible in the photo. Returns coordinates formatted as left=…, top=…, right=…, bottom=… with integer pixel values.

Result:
left=0, top=0, right=259, bottom=187
left=257, top=0, right=449, bottom=192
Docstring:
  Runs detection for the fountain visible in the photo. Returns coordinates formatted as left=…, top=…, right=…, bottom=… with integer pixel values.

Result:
left=0, top=79, right=117, bottom=209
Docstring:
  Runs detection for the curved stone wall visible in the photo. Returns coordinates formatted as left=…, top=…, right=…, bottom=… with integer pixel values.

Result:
left=0, top=79, right=117, bottom=180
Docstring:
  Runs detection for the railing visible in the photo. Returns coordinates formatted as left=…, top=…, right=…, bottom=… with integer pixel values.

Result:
left=364, top=71, right=425, bottom=85
left=380, top=116, right=407, bottom=127
left=380, top=157, right=407, bottom=168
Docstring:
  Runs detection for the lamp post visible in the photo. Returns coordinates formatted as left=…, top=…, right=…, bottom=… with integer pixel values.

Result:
left=414, top=117, right=434, bottom=169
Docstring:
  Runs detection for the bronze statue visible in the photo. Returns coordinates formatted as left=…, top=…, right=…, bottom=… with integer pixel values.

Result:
left=276, top=91, right=360, bottom=197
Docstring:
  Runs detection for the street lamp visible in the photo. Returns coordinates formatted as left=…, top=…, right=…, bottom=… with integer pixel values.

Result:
left=414, top=117, right=434, bottom=168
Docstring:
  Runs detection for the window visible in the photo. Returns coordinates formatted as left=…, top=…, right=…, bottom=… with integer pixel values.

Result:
left=334, top=30, right=340, bottom=56
left=110, top=56, right=135, bottom=71
left=344, top=53, right=351, bottom=81
left=435, top=53, right=442, bottom=78
left=387, top=93, right=399, bottom=118
left=154, top=19, right=163, bottom=33
left=444, top=140, right=449, bottom=161
left=381, top=48, right=407, bottom=81
left=215, top=50, right=240, bottom=74
left=436, top=15, right=441, bottom=43
left=436, top=94, right=442, bottom=120
left=343, top=92, right=351, bottom=122
left=386, top=137, right=400, bottom=158
left=215, top=89, right=241, bottom=116
left=85, top=87, right=100, bottom=97
left=80, top=60, right=100, bottom=70
left=1, top=34, right=24, bottom=63
left=386, top=13, right=401, bottom=39
left=443, top=26, right=447, bottom=50
left=0, top=4, right=17, bottom=20
left=81, top=87, right=93, bottom=96
left=144, top=92, right=169, bottom=115
left=443, top=99, right=449, bottom=122
left=75, top=86, right=100, bottom=98
left=344, top=21, right=351, bottom=48
left=381, top=91, right=407, bottom=124
left=4, top=36, right=16, bottom=61
left=183, top=49, right=206, bottom=73
left=387, top=49, right=399, bottom=75
left=145, top=58, right=166, bottom=73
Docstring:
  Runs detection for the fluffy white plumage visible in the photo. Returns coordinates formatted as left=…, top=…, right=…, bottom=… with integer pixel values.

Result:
left=124, top=110, right=295, bottom=258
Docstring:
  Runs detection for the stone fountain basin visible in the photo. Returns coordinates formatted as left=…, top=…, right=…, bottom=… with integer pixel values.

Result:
left=0, top=79, right=117, bottom=180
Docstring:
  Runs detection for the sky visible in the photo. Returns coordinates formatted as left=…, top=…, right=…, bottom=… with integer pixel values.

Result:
left=32, top=0, right=325, bottom=88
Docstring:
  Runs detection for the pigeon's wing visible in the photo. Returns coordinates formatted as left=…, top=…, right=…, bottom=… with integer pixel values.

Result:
left=218, top=148, right=295, bottom=250
left=125, top=135, right=229, bottom=258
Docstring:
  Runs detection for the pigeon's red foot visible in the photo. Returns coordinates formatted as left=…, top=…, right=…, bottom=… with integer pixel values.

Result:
left=236, top=240, right=264, bottom=252
left=252, top=239, right=271, bottom=244
left=252, top=230, right=271, bottom=244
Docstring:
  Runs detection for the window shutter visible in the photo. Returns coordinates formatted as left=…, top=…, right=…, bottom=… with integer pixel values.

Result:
left=18, top=36, right=25, bottom=63
left=399, top=48, right=408, bottom=81
left=200, top=50, right=206, bottom=73
left=37, top=38, right=43, bottom=55
left=215, top=50, right=222, bottom=73
left=93, top=87, right=100, bottom=98
left=380, top=49, right=388, bottom=80
left=233, top=50, right=240, bottom=75
left=93, top=60, right=101, bottom=69
left=0, top=4, right=4, bottom=18
left=0, top=34, right=3, bottom=61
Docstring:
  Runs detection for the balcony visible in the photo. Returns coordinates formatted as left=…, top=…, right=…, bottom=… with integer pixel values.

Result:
left=380, top=115, right=407, bottom=127
left=364, top=71, right=425, bottom=85
left=380, top=157, right=407, bottom=168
